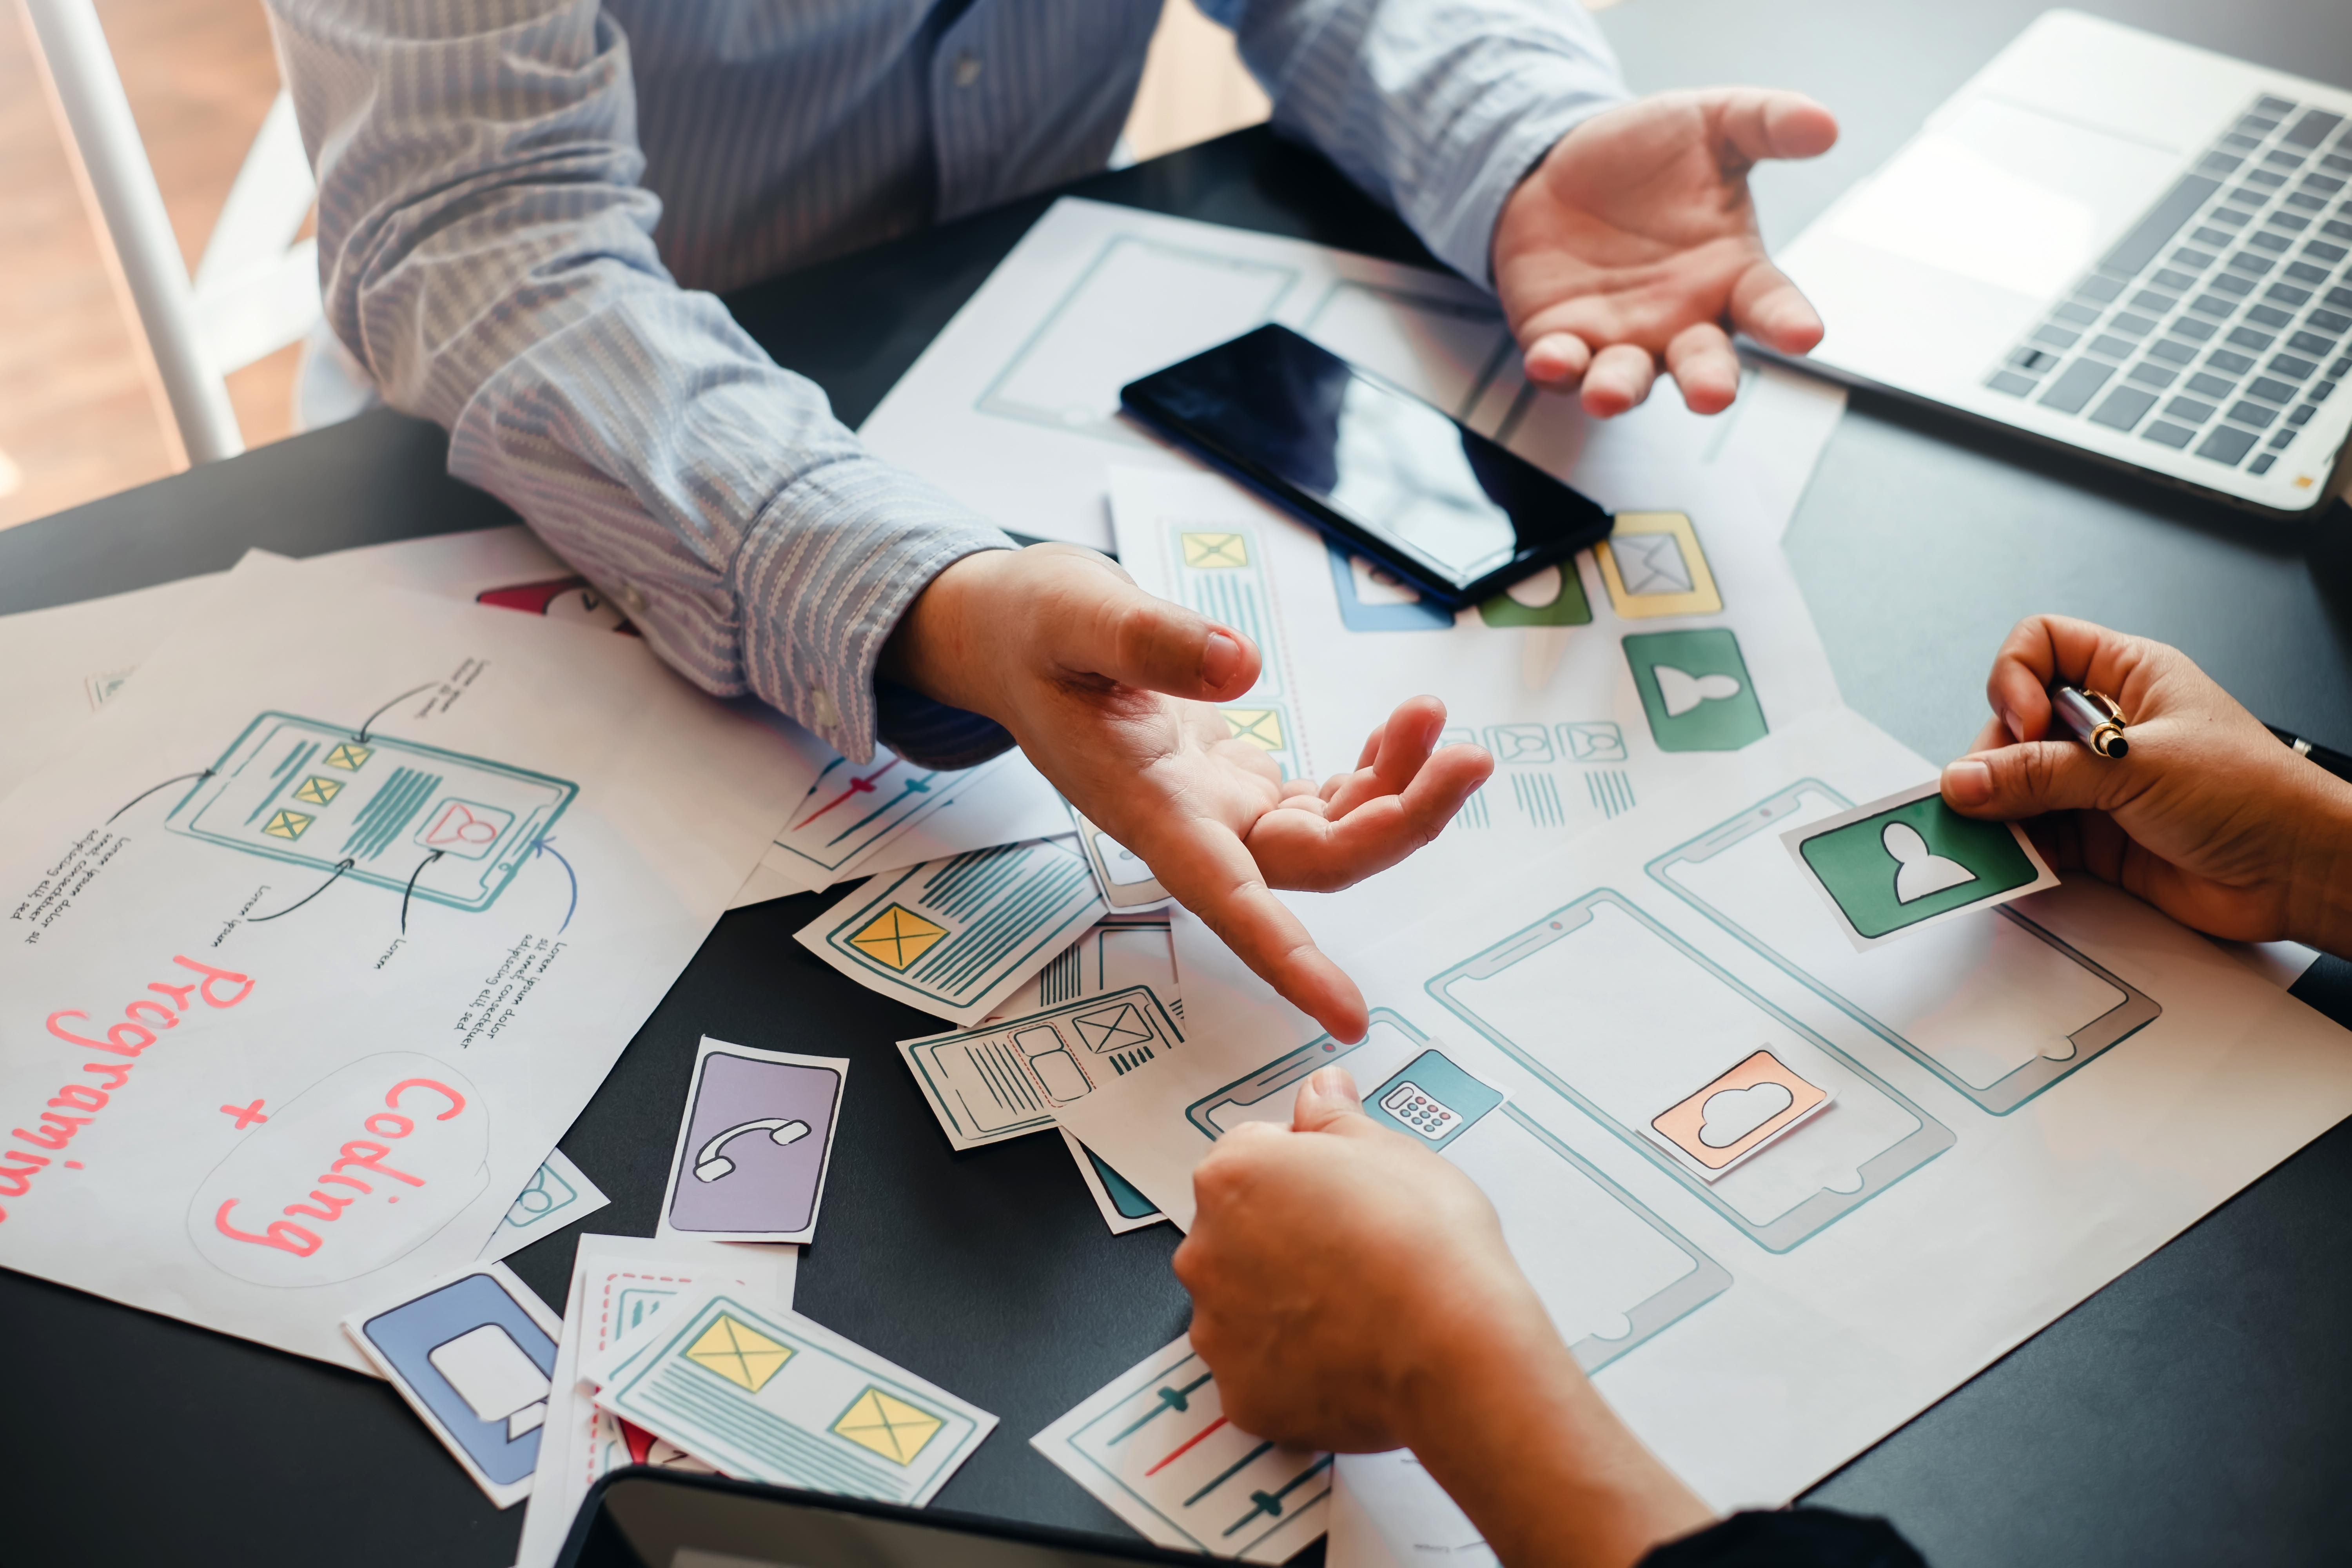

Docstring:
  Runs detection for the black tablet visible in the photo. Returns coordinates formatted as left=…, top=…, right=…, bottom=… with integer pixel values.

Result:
left=556, top=1469, right=1231, bottom=1568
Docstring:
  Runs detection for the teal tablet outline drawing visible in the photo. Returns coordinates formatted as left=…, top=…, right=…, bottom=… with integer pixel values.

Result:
left=1184, top=1009, right=1732, bottom=1372
left=165, top=712, right=575, bottom=914
left=1646, top=781, right=2162, bottom=1115
left=1796, top=793, right=2039, bottom=937
left=1425, top=890, right=1955, bottom=1253
left=1624, top=628, right=1766, bottom=752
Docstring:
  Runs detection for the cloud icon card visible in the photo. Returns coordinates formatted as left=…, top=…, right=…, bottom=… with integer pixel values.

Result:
left=1779, top=780, right=2058, bottom=951
left=657, top=1038, right=848, bottom=1245
left=1649, top=1049, right=1833, bottom=1181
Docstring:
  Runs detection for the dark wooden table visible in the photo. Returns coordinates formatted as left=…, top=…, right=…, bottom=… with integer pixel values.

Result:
left=4, top=3, right=2351, bottom=1563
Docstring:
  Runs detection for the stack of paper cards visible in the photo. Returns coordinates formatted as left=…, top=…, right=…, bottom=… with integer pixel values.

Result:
left=797, top=838, right=1105, bottom=1025
left=515, top=1234, right=799, bottom=1568
left=1032, top=1334, right=1330, bottom=1562
left=343, top=1263, right=564, bottom=1509
left=479, top=1149, right=611, bottom=1262
left=586, top=1290, right=995, bottom=1505
left=657, top=1038, right=848, bottom=1244
left=899, top=984, right=1184, bottom=1149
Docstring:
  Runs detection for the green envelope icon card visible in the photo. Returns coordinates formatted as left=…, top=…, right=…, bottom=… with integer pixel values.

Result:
left=1624, top=628, right=1767, bottom=752
left=1780, top=781, right=2060, bottom=950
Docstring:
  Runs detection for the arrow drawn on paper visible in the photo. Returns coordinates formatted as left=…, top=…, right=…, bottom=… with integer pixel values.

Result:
left=249, top=858, right=356, bottom=922
left=400, top=849, right=444, bottom=934
left=106, top=769, right=214, bottom=824
left=352, top=683, right=437, bottom=744
left=533, top=837, right=577, bottom=934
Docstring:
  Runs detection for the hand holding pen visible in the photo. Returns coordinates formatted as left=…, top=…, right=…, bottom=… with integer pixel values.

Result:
left=1936, top=613, right=2352, bottom=957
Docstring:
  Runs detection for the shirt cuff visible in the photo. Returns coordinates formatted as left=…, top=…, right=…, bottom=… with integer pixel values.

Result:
left=728, top=456, right=1015, bottom=764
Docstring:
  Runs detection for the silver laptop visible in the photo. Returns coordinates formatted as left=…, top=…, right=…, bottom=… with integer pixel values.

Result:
left=1772, top=10, right=2352, bottom=513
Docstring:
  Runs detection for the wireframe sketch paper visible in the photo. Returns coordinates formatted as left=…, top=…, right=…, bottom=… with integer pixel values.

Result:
left=479, top=1147, right=610, bottom=1262
left=1071, top=807, right=1172, bottom=910
left=899, top=984, right=1183, bottom=1150
left=1330, top=1452, right=1493, bottom=1568
left=797, top=838, right=1105, bottom=1025
left=984, top=912, right=1183, bottom=1025
left=858, top=197, right=1847, bottom=552
left=1062, top=1129, right=1166, bottom=1234
left=343, top=1261, right=564, bottom=1508
left=587, top=1288, right=995, bottom=1506
left=657, top=1039, right=846, bottom=1245
left=1060, top=705, right=2352, bottom=1509
left=515, top=1234, right=798, bottom=1568
left=1031, top=1332, right=1331, bottom=1561
left=1780, top=781, right=2059, bottom=950
left=0, top=557, right=810, bottom=1369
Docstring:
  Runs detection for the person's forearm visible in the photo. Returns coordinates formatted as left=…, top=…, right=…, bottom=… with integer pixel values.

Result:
left=2283, top=763, right=2352, bottom=960
left=1401, top=1302, right=1711, bottom=1568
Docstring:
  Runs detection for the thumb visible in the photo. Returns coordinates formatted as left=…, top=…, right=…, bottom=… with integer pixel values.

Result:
left=1053, top=571, right=1260, bottom=702
left=1942, top=739, right=2116, bottom=820
left=1292, top=1066, right=1376, bottom=1134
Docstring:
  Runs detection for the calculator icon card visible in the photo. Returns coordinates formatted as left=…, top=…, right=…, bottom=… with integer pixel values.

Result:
left=1365, top=1049, right=1505, bottom=1152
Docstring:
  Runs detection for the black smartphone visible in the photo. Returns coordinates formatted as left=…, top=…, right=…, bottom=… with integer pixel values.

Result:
left=556, top=1468, right=1238, bottom=1568
left=1120, top=323, right=1613, bottom=610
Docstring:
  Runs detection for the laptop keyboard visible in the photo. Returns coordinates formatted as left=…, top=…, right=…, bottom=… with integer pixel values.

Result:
left=1988, top=96, right=2352, bottom=477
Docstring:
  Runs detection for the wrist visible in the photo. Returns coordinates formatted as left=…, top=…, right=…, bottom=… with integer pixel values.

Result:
left=877, top=547, right=1020, bottom=722
left=2284, top=765, right=2352, bottom=958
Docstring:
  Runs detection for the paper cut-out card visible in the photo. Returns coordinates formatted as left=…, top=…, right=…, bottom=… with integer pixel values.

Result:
left=900, top=984, right=1184, bottom=1149
left=1071, top=806, right=1173, bottom=910
left=1477, top=559, right=1593, bottom=628
left=343, top=1262, right=562, bottom=1508
left=1624, top=629, right=1766, bottom=753
left=1595, top=512, right=1722, bottom=618
left=657, top=1039, right=847, bottom=1244
left=1780, top=782, right=2059, bottom=951
left=479, top=1147, right=610, bottom=1262
left=1031, top=1332, right=1331, bottom=1562
left=1649, top=1049, right=1833, bottom=1180
left=587, top=1290, right=994, bottom=1506
left=1062, top=1129, right=1167, bottom=1233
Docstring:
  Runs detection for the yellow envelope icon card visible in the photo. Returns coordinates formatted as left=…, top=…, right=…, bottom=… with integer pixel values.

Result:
left=1181, top=532, right=1249, bottom=569
left=1595, top=512, right=1722, bottom=618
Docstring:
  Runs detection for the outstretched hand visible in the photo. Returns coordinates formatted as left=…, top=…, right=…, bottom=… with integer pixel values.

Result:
left=882, top=544, right=1493, bottom=1040
left=1493, top=88, right=1839, bottom=417
left=1940, top=614, right=2352, bottom=951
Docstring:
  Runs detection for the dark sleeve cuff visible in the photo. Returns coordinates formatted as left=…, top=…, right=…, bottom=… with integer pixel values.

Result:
left=1641, top=1508, right=1928, bottom=1568
left=874, top=678, right=1019, bottom=771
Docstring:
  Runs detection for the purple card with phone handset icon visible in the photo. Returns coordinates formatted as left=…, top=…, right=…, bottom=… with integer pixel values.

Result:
left=659, top=1038, right=848, bottom=1244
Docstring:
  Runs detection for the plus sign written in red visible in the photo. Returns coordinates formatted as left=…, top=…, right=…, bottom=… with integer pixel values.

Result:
left=220, top=1099, right=268, bottom=1130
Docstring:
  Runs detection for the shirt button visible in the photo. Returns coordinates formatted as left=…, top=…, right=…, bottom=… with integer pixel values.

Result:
left=616, top=582, right=647, bottom=614
left=953, top=53, right=982, bottom=87
left=808, top=687, right=841, bottom=728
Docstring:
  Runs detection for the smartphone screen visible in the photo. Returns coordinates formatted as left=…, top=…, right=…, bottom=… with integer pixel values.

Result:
left=1120, top=325, right=1612, bottom=606
left=1430, top=891, right=1953, bottom=1251
left=1649, top=782, right=2160, bottom=1113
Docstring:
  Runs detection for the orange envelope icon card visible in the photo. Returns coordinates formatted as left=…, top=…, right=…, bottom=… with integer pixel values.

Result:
left=1649, top=1049, right=1831, bottom=1180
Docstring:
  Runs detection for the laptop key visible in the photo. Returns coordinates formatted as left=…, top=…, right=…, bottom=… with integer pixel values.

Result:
left=2311, top=311, right=2352, bottom=333
left=2088, top=334, right=2137, bottom=359
left=2073, top=274, right=2125, bottom=303
left=2228, top=400, right=2279, bottom=427
left=2197, top=425, right=2259, bottom=464
left=2248, top=376, right=2299, bottom=402
left=2213, top=208, right=2254, bottom=227
left=2033, top=325, right=2082, bottom=350
left=2054, top=301, right=2102, bottom=325
left=2269, top=211, right=2313, bottom=232
left=2209, top=349, right=2258, bottom=374
left=2187, top=372, right=2239, bottom=398
left=2089, top=387, right=2158, bottom=430
left=1986, top=371, right=2038, bottom=397
left=2286, top=110, right=2345, bottom=149
left=2172, top=316, right=2218, bottom=342
left=2289, top=404, right=2317, bottom=426
left=2243, top=173, right=2287, bottom=194
left=2314, top=380, right=2337, bottom=401
left=2211, top=272, right=2254, bottom=296
left=2266, top=150, right=2307, bottom=170
left=2100, top=175, right=2224, bottom=274
left=2250, top=231, right=2293, bottom=254
left=2267, top=283, right=2314, bottom=306
left=2143, top=420, right=2197, bottom=449
left=2306, top=241, right=2349, bottom=263
left=2249, top=453, right=2278, bottom=474
left=2269, top=428, right=2298, bottom=450
left=2329, top=286, right=2352, bottom=309
left=2189, top=294, right=2237, bottom=318
left=2039, top=358, right=2114, bottom=414
left=2289, top=330, right=2338, bottom=355
left=2007, top=347, right=2060, bottom=372
left=2127, top=362, right=2177, bottom=389
left=2165, top=396, right=2217, bottom=423
left=2286, top=193, right=2327, bottom=212
left=2285, top=261, right=2332, bottom=284
left=2333, top=356, right=2352, bottom=376
left=2324, top=220, right=2352, bottom=240
left=2149, top=339, right=2198, bottom=365
left=2227, top=251, right=2275, bottom=275
left=2248, top=305, right=2296, bottom=328
left=2109, top=312, right=2157, bottom=338
left=2225, top=328, right=2274, bottom=352
left=2305, top=173, right=2349, bottom=195
left=2192, top=227, right=2235, bottom=248
left=2267, top=356, right=2317, bottom=380
left=2175, top=246, right=2220, bottom=268
left=2153, top=268, right=2200, bottom=291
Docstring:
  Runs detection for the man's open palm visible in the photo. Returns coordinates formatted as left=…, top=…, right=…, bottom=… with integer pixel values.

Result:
left=1494, top=88, right=1839, bottom=417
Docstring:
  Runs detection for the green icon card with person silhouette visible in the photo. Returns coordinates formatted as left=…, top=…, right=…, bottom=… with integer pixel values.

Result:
left=1624, top=628, right=1767, bottom=751
left=1794, top=791, right=2046, bottom=941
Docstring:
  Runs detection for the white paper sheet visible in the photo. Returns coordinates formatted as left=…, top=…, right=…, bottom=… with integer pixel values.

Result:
left=859, top=198, right=1847, bottom=552
left=1058, top=706, right=2352, bottom=1509
left=0, top=555, right=809, bottom=1368
left=1030, top=1332, right=1330, bottom=1561
left=515, top=1234, right=798, bottom=1568
left=1331, top=1452, right=1491, bottom=1568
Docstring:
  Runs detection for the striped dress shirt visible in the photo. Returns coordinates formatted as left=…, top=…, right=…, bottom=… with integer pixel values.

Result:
left=264, top=0, right=1628, bottom=765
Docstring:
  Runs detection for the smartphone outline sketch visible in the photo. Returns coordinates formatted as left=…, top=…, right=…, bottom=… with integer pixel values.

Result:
left=1646, top=780, right=2162, bottom=1114
left=1425, top=890, right=1956, bottom=1253
left=1184, top=1009, right=1731, bottom=1372
left=166, top=711, right=575, bottom=913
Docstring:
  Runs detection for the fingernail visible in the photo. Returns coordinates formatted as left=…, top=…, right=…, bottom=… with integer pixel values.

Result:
left=1305, top=1066, right=1359, bottom=1109
left=1998, top=706, right=2020, bottom=743
left=1201, top=630, right=1241, bottom=690
left=1943, top=759, right=1993, bottom=807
